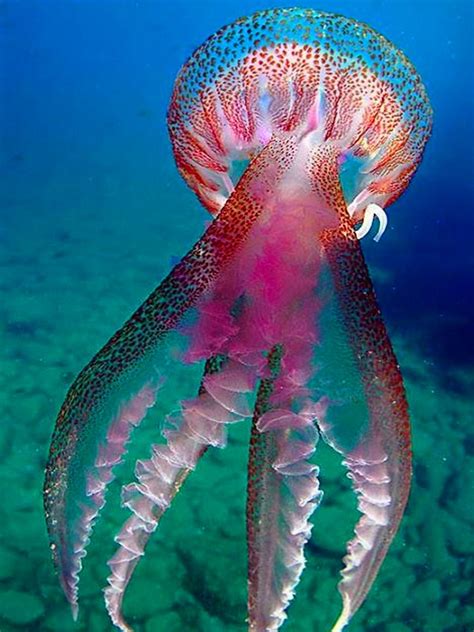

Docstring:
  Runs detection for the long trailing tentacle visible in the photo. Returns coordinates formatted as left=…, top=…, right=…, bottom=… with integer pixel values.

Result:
left=105, top=354, right=257, bottom=631
left=43, top=135, right=296, bottom=618
left=247, top=345, right=323, bottom=631
left=310, top=146, right=411, bottom=631
left=104, top=354, right=228, bottom=631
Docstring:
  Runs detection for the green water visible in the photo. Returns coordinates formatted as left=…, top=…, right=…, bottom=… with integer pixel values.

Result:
left=1, top=192, right=472, bottom=631
left=2, top=1, right=472, bottom=631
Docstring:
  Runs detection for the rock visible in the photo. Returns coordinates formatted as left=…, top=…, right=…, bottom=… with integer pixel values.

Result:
left=426, top=609, right=458, bottom=630
left=78, top=573, right=103, bottom=599
left=177, top=540, right=246, bottom=622
left=0, top=472, right=35, bottom=513
left=419, top=511, right=457, bottom=579
left=220, top=504, right=246, bottom=541
left=5, top=511, right=46, bottom=554
left=312, top=504, right=354, bottom=555
left=384, top=566, right=416, bottom=615
left=193, top=486, right=231, bottom=532
left=460, top=606, right=474, bottom=628
left=145, top=611, right=182, bottom=632
left=450, top=579, right=471, bottom=599
left=317, top=440, right=347, bottom=486
left=294, top=572, right=337, bottom=630
left=121, top=550, right=185, bottom=621
left=386, top=623, right=412, bottom=632
left=444, top=512, right=474, bottom=555
left=120, top=543, right=184, bottom=610
left=412, top=428, right=435, bottom=461
left=422, top=454, right=450, bottom=500
left=0, top=590, right=45, bottom=625
left=199, top=609, right=231, bottom=632
left=0, top=546, right=21, bottom=581
left=43, top=607, right=82, bottom=631
left=402, top=546, right=427, bottom=568
left=411, top=578, right=441, bottom=605
left=87, top=609, right=112, bottom=631
left=447, top=456, right=474, bottom=525
left=123, top=579, right=165, bottom=621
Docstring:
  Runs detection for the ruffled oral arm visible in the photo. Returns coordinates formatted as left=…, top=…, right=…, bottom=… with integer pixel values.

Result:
left=312, top=147, right=411, bottom=631
left=247, top=346, right=323, bottom=631
left=43, top=136, right=294, bottom=619
left=104, top=354, right=231, bottom=632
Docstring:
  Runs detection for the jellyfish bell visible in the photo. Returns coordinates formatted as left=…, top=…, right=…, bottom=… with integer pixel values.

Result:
left=169, top=7, right=431, bottom=237
left=44, top=8, right=432, bottom=632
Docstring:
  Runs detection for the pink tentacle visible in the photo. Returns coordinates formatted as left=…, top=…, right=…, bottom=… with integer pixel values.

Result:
left=104, top=358, right=257, bottom=631
left=247, top=346, right=324, bottom=632
left=311, top=146, right=412, bottom=631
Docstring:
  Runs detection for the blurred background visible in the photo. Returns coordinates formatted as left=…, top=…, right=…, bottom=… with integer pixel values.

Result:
left=1, top=1, right=473, bottom=630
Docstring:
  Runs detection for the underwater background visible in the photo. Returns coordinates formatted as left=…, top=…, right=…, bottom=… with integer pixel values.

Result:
left=1, top=0, right=473, bottom=631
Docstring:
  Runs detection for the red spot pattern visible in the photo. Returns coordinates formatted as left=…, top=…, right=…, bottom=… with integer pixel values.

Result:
left=168, top=8, right=432, bottom=217
left=43, top=135, right=298, bottom=592
left=310, top=145, right=412, bottom=614
left=44, top=10, right=432, bottom=629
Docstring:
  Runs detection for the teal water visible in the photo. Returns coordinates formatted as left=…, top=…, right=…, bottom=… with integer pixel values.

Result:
left=1, top=1, right=473, bottom=631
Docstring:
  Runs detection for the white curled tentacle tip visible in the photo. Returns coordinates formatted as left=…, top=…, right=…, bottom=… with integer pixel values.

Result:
left=355, top=203, right=388, bottom=243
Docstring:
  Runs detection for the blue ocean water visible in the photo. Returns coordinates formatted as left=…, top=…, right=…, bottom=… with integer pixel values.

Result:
left=1, top=1, right=473, bottom=631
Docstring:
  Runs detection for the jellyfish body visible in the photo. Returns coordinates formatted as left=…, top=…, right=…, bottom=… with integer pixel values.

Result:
left=44, top=9, right=432, bottom=632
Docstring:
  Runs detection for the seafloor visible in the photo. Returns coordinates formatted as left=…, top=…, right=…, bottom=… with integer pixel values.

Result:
left=0, top=168, right=472, bottom=632
left=2, top=1, right=473, bottom=631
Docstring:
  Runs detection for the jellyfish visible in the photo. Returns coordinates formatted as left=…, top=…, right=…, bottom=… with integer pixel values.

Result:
left=44, top=8, right=432, bottom=632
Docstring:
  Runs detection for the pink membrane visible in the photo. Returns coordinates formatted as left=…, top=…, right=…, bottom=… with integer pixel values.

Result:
left=62, top=383, right=159, bottom=615
left=104, top=357, right=257, bottom=631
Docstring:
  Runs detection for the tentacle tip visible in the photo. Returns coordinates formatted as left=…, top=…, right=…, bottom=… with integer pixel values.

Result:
left=355, top=203, right=388, bottom=242
left=70, top=602, right=79, bottom=622
left=331, top=595, right=352, bottom=632
left=104, top=587, right=134, bottom=632
left=60, top=574, right=79, bottom=621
